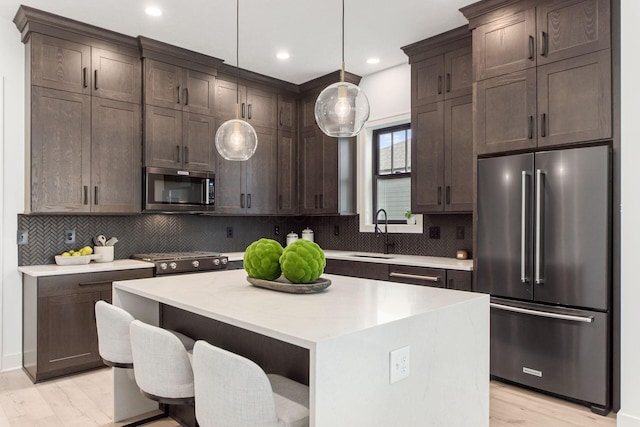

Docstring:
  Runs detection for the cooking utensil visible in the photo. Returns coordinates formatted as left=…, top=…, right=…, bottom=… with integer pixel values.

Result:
left=106, top=237, right=119, bottom=246
left=94, top=235, right=106, bottom=246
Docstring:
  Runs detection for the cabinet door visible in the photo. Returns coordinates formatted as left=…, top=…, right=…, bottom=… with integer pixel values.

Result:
left=183, top=69, right=216, bottom=116
left=475, top=69, right=537, bottom=155
left=144, top=105, right=183, bottom=169
left=537, top=0, right=610, bottom=65
left=319, top=134, right=340, bottom=214
left=31, top=34, right=91, bottom=95
left=183, top=112, right=216, bottom=172
left=447, top=270, right=472, bottom=291
left=537, top=50, right=611, bottom=147
left=246, top=127, right=277, bottom=214
left=444, top=96, right=473, bottom=212
left=215, top=153, right=247, bottom=215
left=215, top=78, right=246, bottom=122
left=444, top=46, right=473, bottom=99
left=31, top=87, right=91, bottom=213
left=473, top=9, right=536, bottom=80
left=412, top=102, right=444, bottom=213
left=38, top=291, right=102, bottom=374
left=278, top=95, right=296, bottom=132
left=92, top=48, right=141, bottom=103
left=301, top=95, right=318, bottom=131
left=145, top=60, right=182, bottom=109
left=91, top=98, right=141, bottom=213
left=411, top=55, right=445, bottom=106
left=277, top=130, right=297, bottom=215
left=247, top=86, right=278, bottom=129
left=299, top=129, right=323, bottom=214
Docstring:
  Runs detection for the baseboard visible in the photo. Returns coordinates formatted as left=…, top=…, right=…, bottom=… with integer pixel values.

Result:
left=2, top=352, right=22, bottom=372
left=618, top=411, right=640, bottom=427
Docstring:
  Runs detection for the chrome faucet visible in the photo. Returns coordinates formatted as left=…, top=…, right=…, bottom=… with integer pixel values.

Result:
left=374, top=208, right=395, bottom=254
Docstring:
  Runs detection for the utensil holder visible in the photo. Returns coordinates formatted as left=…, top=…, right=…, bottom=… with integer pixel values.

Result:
left=94, top=246, right=114, bottom=263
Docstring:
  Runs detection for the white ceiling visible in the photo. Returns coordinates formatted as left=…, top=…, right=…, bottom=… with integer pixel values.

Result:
left=1, top=0, right=476, bottom=84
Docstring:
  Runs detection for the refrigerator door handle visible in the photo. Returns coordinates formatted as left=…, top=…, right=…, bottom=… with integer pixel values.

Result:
left=490, top=303, right=594, bottom=323
left=521, top=171, right=531, bottom=283
left=535, top=169, right=545, bottom=285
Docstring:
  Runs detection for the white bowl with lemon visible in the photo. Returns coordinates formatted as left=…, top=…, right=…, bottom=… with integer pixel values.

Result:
left=54, top=246, right=102, bottom=265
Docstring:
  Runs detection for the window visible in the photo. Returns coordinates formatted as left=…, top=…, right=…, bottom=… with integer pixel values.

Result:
left=372, top=124, right=411, bottom=223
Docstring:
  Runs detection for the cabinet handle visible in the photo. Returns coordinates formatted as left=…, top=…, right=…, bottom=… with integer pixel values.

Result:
left=446, top=185, right=451, bottom=205
left=528, top=115, right=534, bottom=139
left=541, top=113, right=547, bottom=138
left=94, top=186, right=98, bottom=205
left=437, top=186, right=442, bottom=205
left=79, top=280, right=111, bottom=287
left=184, top=88, right=189, bottom=105
left=241, top=193, right=245, bottom=209
left=248, top=104, right=252, bottom=120
left=177, top=85, right=182, bottom=104
left=279, top=109, right=283, bottom=126
left=82, top=67, right=88, bottom=88
left=242, top=103, right=246, bottom=118
left=541, top=31, right=548, bottom=57
left=314, top=194, right=319, bottom=209
left=528, top=35, right=534, bottom=60
left=247, top=193, right=251, bottom=209
left=176, top=145, right=182, bottom=163
left=279, top=194, right=283, bottom=210
left=94, top=70, right=98, bottom=90
left=437, top=75, right=443, bottom=95
left=83, top=185, right=88, bottom=205
left=446, top=73, right=451, bottom=92
left=390, top=272, right=441, bottom=282
left=184, top=146, right=189, bottom=164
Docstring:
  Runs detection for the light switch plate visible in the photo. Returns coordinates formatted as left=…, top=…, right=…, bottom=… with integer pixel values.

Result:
left=390, top=346, right=410, bottom=384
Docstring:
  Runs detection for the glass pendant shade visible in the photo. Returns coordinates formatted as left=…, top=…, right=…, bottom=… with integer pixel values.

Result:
left=315, top=81, right=370, bottom=137
left=215, top=118, right=258, bottom=161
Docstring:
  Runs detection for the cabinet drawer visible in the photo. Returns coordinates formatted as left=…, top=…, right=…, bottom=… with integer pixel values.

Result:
left=388, top=265, right=446, bottom=288
left=37, top=268, right=153, bottom=297
left=324, top=259, right=389, bottom=281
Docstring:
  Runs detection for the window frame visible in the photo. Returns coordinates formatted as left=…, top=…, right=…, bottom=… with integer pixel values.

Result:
left=372, top=123, right=412, bottom=224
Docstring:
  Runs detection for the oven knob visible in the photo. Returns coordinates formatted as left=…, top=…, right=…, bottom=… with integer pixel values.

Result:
left=192, top=260, right=200, bottom=268
left=221, top=258, right=228, bottom=265
left=159, top=263, right=168, bottom=270
left=213, top=258, right=220, bottom=266
left=169, top=262, right=177, bottom=270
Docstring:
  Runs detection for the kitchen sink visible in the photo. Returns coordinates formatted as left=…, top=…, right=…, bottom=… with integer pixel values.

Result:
left=347, top=254, right=395, bottom=260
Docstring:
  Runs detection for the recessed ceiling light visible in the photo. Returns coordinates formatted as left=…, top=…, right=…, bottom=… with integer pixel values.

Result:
left=145, top=7, right=163, bottom=17
left=367, top=58, right=380, bottom=65
left=276, top=51, right=290, bottom=60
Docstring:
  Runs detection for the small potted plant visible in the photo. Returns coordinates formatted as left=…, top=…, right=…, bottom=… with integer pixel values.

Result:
left=404, top=210, right=416, bottom=225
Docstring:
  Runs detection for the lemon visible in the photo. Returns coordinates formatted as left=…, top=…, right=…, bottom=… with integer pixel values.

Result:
left=80, top=246, right=93, bottom=256
left=72, top=252, right=81, bottom=256
left=61, top=252, right=71, bottom=257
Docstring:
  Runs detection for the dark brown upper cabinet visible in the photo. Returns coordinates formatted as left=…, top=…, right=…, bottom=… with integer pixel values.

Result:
left=411, top=46, right=472, bottom=107
left=278, top=95, right=296, bottom=132
left=145, top=59, right=215, bottom=116
left=92, top=48, right=141, bottom=103
left=444, top=96, right=473, bottom=212
left=277, top=130, right=297, bottom=215
left=215, top=77, right=277, bottom=129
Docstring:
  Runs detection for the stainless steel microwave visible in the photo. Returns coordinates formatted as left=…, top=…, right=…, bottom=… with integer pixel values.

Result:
left=144, top=167, right=214, bottom=212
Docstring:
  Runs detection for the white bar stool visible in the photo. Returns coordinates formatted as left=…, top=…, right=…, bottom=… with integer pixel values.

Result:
left=192, top=340, right=310, bottom=427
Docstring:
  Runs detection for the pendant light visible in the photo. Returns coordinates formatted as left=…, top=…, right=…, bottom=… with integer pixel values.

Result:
left=215, top=0, right=257, bottom=161
left=314, top=0, right=370, bottom=138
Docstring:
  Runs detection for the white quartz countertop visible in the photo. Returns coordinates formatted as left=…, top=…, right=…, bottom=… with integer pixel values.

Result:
left=113, top=268, right=485, bottom=348
left=18, top=259, right=155, bottom=277
left=224, top=250, right=472, bottom=271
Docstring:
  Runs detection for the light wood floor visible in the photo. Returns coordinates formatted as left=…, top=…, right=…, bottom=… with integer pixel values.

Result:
left=0, top=367, right=616, bottom=426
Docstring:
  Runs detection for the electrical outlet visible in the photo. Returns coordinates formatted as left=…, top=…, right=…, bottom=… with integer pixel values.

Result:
left=429, top=226, right=440, bottom=239
left=390, top=346, right=410, bottom=384
left=226, top=226, right=234, bottom=238
left=64, top=229, right=76, bottom=245
left=334, top=225, right=340, bottom=236
left=274, top=225, right=280, bottom=236
left=456, top=226, right=465, bottom=240
left=17, top=230, right=28, bottom=245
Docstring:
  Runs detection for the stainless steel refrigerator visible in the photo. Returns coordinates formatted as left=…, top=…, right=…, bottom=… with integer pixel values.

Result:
left=477, top=145, right=611, bottom=414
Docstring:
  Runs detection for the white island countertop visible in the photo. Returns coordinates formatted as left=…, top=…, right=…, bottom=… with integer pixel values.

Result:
left=18, top=259, right=154, bottom=277
left=225, top=250, right=472, bottom=271
left=113, top=269, right=489, bottom=426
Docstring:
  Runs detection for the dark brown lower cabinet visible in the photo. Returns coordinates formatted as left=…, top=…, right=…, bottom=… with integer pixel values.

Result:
left=22, top=268, right=153, bottom=383
left=324, top=259, right=389, bottom=280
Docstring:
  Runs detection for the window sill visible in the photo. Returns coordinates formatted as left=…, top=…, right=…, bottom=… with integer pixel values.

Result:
left=359, top=215, right=424, bottom=234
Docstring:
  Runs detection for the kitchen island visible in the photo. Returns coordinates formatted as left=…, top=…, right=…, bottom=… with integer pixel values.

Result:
left=113, top=269, right=489, bottom=426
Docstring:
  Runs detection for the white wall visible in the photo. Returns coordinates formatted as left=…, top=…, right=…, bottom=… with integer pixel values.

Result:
left=618, top=0, right=640, bottom=425
left=358, top=64, right=411, bottom=122
left=0, top=15, right=25, bottom=371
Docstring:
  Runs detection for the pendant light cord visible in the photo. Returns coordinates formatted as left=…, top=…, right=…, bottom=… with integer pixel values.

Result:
left=341, top=0, right=345, bottom=82
left=236, top=0, right=240, bottom=118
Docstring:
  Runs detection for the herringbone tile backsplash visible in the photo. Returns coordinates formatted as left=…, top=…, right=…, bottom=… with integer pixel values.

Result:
left=18, top=214, right=472, bottom=265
